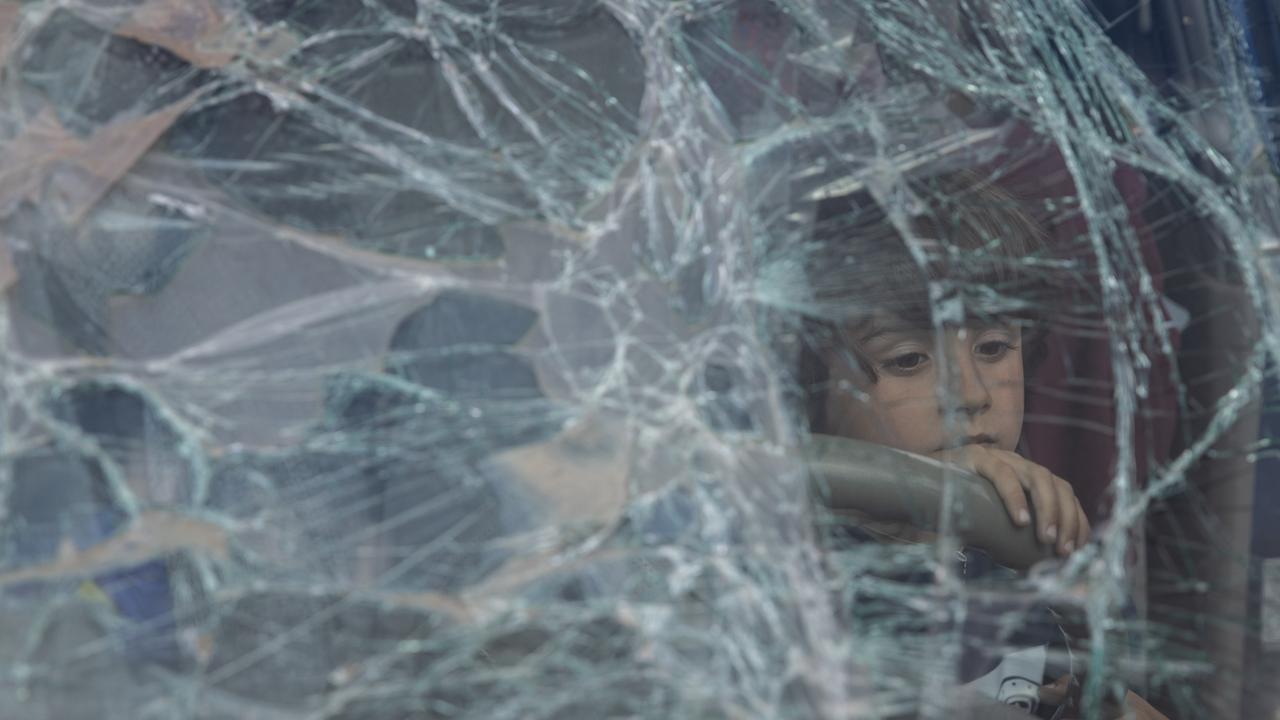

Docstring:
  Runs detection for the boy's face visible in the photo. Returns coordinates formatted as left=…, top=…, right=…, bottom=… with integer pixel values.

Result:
left=822, top=316, right=1024, bottom=455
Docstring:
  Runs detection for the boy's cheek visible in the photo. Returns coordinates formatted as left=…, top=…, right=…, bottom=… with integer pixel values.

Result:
left=866, top=401, right=950, bottom=454
left=823, top=379, right=951, bottom=453
left=990, top=386, right=1025, bottom=450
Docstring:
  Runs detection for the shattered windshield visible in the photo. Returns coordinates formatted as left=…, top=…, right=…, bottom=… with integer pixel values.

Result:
left=1, top=0, right=1278, bottom=718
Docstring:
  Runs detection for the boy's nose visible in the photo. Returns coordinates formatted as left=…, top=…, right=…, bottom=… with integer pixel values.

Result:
left=946, top=354, right=992, bottom=416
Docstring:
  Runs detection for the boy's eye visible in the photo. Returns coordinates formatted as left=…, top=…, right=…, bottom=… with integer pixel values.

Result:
left=884, top=352, right=928, bottom=371
left=975, top=340, right=1014, bottom=359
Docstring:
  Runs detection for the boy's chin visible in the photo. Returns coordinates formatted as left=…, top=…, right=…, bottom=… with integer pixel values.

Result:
left=936, top=435, right=1020, bottom=454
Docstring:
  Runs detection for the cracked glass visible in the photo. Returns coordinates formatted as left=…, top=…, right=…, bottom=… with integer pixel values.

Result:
left=1, top=0, right=1278, bottom=718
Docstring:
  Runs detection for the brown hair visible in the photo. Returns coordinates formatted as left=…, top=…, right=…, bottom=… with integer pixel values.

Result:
left=795, top=171, right=1055, bottom=432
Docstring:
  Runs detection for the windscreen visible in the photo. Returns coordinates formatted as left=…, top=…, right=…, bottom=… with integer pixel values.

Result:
left=0, top=1, right=1277, bottom=718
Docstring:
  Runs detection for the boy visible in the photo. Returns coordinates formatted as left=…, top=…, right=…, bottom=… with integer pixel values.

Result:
left=797, top=171, right=1090, bottom=558
left=792, top=171, right=1094, bottom=718
left=794, top=171, right=1171, bottom=719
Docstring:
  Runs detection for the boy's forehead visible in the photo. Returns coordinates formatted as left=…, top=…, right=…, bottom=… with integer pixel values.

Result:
left=852, top=316, right=929, bottom=343
left=849, top=312, right=1020, bottom=344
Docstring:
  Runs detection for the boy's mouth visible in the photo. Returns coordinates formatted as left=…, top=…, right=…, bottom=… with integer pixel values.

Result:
left=943, top=434, right=998, bottom=450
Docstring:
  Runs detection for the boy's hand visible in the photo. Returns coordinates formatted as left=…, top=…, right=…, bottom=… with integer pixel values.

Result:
left=1113, top=690, right=1171, bottom=720
left=929, top=445, right=1090, bottom=557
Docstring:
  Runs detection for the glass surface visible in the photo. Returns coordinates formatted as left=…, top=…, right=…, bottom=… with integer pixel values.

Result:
left=1, top=0, right=1277, bottom=717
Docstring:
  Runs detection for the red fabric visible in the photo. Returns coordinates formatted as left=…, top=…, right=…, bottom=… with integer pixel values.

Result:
left=990, top=128, right=1180, bottom=520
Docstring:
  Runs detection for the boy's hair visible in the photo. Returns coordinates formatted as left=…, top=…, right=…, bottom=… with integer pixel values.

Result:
left=796, top=171, right=1054, bottom=433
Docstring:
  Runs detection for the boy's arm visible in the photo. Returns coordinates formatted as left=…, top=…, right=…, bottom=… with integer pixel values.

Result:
left=931, top=445, right=1091, bottom=557
left=1117, top=690, right=1172, bottom=719
left=1039, top=676, right=1173, bottom=720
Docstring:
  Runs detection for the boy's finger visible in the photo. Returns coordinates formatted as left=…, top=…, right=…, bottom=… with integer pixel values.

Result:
left=1038, top=674, right=1072, bottom=704
left=1050, top=473, right=1077, bottom=556
left=1075, top=496, right=1091, bottom=549
left=973, top=453, right=1031, bottom=527
left=1013, top=458, right=1057, bottom=544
